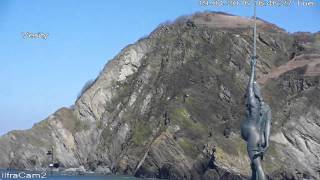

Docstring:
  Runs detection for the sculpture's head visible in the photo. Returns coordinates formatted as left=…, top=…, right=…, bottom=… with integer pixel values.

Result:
left=253, top=81, right=263, bottom=102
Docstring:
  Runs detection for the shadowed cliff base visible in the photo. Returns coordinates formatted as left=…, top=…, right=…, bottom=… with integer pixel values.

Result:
left=0, top=12, right=319, bottom=180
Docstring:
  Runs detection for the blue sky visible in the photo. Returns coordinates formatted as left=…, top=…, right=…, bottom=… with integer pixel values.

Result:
left=0, top=0, right=319, bottom=135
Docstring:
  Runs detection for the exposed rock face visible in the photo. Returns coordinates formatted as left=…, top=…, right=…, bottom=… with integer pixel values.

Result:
left=0, top=12, right=319, bottom=179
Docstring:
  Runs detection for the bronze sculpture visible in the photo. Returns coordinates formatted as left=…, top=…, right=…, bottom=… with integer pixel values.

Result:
left=240, top=4, right=272, bottom=180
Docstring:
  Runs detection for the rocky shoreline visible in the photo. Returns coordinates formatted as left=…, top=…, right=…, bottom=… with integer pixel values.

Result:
left=0, top=12, right=319, bottom=180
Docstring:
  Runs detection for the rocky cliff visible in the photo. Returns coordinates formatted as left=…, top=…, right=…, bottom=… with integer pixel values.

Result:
left=0, top=12, right=319, bottom=180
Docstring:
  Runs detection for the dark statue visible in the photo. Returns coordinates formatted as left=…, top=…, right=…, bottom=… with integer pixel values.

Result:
left=240, top=3, right=272, bottom=179
left=241, top=56, right=272, bottom=180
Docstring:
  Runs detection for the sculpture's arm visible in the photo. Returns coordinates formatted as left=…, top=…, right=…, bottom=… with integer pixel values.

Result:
left=263, top=108, right=272, bottom=149
left=246, top=58, right=257, bottom=108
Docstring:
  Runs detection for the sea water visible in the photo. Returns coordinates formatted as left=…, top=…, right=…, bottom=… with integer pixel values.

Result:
left=0, top=169, right=156, bottom=180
